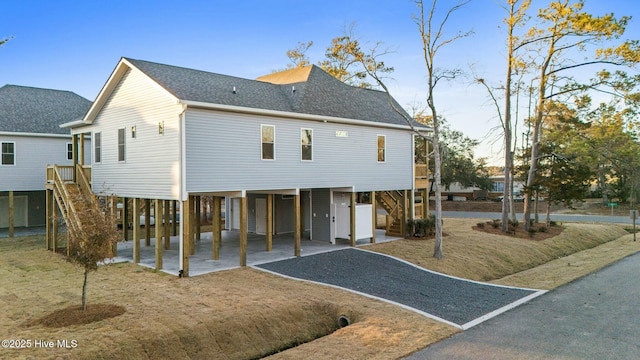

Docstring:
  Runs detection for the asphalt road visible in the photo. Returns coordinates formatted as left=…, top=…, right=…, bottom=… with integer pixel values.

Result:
left=405, top=252, right=640, bottom=359
left=442, top=211, right=634, bottom=224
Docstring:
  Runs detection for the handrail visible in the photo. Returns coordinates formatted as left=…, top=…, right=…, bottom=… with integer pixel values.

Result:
left=52, top=165, right=82, bottom=237
left=75, top=163, right=97, bottom=207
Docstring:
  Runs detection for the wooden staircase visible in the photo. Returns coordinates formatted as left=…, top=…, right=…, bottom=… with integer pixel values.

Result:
left=376, top=190, right=406, bottom=237
left=47, top=164, right=100, bottom=251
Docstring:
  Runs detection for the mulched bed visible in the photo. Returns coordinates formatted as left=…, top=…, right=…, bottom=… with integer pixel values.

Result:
left=24, top=304, right=126, bottom=328
left=473, top=220, right=563, bottom=240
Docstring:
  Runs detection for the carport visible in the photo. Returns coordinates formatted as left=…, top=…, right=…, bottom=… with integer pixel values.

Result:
left=114, top=228, right=400, bottom=276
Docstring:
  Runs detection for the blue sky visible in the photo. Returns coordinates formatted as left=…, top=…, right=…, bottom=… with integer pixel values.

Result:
left=1, top=0, right=638, bottom=164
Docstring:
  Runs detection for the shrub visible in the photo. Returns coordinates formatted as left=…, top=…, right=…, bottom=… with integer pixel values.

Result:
left=549, top=220, right=558, bottom=227
left=509, top=219, right=519, bottom=228
left=491, top=219, right=500, bottom=229
left=406, top=214, right=437, bottom=238
left=538, top=226, right=548, bottom=233
left=476, top=222, right=485, bottom=228
left=528, top=228, right=537, bottom=237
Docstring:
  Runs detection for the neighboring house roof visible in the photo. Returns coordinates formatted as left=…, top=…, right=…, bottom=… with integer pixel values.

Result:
left=122, top=58, right=425, bottom=129
left=0, top=85, right=91, bottom=135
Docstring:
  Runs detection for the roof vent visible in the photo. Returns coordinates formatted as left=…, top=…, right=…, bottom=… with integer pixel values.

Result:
left=232, top=86, right=237, bottom=94
left=292, top=86, right=296, bottom=94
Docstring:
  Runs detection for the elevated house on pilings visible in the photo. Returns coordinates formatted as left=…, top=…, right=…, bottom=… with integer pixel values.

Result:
left=0, top=85, right=91, bottom=237
left=47, top=57, right=430, bottom=277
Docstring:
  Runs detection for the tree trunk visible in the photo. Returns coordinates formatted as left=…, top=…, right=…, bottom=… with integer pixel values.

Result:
left=545, top=197, right=552, bottom=229
left=82, top=269, right=88, bottom=311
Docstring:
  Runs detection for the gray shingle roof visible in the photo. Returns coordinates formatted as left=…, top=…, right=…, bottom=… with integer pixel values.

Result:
left=0, top=85, right=91, bottom=134
left=125, top=58, right=423, bottom=128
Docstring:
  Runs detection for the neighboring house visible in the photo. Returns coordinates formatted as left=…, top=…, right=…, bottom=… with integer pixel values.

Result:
left=53, top=57, right=429, bottom=276
left=0, top=85, right=91, bottom=234
left=440, top=175, right=525, bottom=201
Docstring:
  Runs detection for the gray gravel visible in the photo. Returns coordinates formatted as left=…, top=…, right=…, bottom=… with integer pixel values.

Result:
left=257, top=248, right=537, bottom=327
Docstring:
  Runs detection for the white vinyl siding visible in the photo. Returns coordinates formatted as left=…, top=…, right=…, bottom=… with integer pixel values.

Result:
left=184, top=109, right=413, bottom=193
left=301, top=128, right=312, bottom=161
left=0, top=135, right=88, bottom=191
left=1, top=141, right=15, bottom=165
left=261, top=124, right=275, bottom=160
left=87, top=68, right=182, bottom=199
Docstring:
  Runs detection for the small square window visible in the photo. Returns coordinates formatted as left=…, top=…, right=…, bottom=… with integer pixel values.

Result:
left=1, top=142, right=15, bottom=165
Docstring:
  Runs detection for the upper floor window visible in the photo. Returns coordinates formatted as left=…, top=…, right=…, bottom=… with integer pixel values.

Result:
left=261, top=125, right=275, bottom=160
left=94, top=132, right=102, bottom=163
left=1, top=142, right=15, bottom=165
left=118, top=128, right=126, bottom=162
left=67, top=143, right=73, bottom=160
left=377, top=135, right=386, bottom=162
left=301, top=128, right=313, bottom=161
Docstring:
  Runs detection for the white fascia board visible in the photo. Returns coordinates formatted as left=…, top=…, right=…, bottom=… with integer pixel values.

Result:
left=180, top=100, right=429, bottom=132
left=0, top=131, right=70, bottom=139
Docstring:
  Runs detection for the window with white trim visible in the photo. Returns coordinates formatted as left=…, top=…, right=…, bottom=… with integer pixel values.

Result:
left=1, top=142, right=15, bottom=165
left=94, top=132, right=101, bottom=163
left=118, top=128, right=126, bottom=162
left=377, top=135, right=386, bottom=162
left=301, top=128, right=313, bottom=161
left=67, top=143, right=73, bottom=160
left=261, top=124, right=275, bottom=160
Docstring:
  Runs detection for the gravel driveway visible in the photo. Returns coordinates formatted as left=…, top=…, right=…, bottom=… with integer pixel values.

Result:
left=256, top=248, right=545, bottom=329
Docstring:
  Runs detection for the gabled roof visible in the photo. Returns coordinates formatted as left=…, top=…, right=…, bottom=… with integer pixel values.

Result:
left=0, top=85, right=91, bottom=135
left=121, top=58, right=424, bottom=129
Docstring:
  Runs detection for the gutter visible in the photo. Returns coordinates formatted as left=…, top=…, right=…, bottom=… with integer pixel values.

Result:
left=180, top=100, right=431, bottom=132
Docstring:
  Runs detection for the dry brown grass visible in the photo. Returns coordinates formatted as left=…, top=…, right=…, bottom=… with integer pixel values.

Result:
left=366, top=218, right=631, bottom=282
left=1, top=219, right=639, bottom=359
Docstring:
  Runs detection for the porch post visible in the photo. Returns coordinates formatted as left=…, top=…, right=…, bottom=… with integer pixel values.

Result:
left=181, top=197, right=191, bottom=277
left=164, top=200, right=170, bottom=250
left=133, top=198, right=140, bottom=264
left=46, top=189, right=51, bottom=249
left=79, top=133, right=85, bottom=165
left=294, top=193, right=301, bottom=256
left=144, top=199, right=151, bottom=246
left=8, top=190, right=14, bottom=238
left=154, top=199, right=163, bottom=270
left=122, top=197, right=129, bottom=241
left=350, top=192, right=356, bottom=247
left=71, top=134, right=78, bottom=182
left=172, top=201, right=177, bottom=236
left=239, top=196, right=247, bottom=266
left=371, top=191, right=376, bottom=243
left=266, top=194, right=273, bottom=251
left=212, top=196, right=221, bottom=260
left=189, top=197, right=196, bottom=255
left=195, top=195, right=201, bottom=241
left=52, top=195, right=58, bottom=252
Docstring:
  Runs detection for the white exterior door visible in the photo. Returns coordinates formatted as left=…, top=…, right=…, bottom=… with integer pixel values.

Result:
left=334, top=203, right=350, bottom=240
left=230, top=198, right=240, bottom=230
left=255, top=198, right=266, bottom=234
